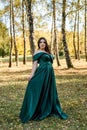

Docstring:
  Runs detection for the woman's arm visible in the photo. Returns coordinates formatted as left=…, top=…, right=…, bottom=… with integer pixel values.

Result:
left=28, top=61, right=38, bottom=81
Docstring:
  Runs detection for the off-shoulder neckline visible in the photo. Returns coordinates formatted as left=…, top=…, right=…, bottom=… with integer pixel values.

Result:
left=33, top=51, right=50, bottom=56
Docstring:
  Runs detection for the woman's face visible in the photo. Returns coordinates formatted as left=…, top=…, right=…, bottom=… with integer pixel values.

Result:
left=39, top=39, right=46, bottom=50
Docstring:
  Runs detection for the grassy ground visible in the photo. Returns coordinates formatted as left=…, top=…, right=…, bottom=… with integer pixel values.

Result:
left=0, top=59, right=87, bottom=130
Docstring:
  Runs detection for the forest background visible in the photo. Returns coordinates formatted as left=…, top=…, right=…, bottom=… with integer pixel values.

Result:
left=0, top=0, right=87, bottom=68
left=0, top=0, right=87, bottom=130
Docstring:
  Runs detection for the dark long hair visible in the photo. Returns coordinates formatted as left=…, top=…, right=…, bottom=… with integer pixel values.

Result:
left=38, top=37, right=51, bottom=54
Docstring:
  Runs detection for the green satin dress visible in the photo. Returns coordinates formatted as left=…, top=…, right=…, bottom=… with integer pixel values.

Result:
left=19, top=52, right=68, bottom=123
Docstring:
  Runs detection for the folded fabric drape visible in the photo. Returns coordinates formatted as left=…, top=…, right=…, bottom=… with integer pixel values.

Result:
left=19, top=52, right=68, bottom=123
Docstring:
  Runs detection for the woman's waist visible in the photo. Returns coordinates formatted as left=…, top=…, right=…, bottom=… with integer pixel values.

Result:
left=39, top=61, right=52, bottom=65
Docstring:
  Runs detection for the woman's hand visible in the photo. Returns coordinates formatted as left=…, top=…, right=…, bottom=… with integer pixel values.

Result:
left=28, top=75, right=33, bottom=82
left=28, top=60, right=38, bottom=82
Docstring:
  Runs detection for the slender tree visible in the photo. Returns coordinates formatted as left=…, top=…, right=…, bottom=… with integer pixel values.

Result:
left=12, top=0, right=18, bottom=66
left=61, top=0, right=73, bottom=68
left=77, top=0, right=80, bottom=60
left=50, top=15, right=54, bottom=54
left=22, top=0, right=26, bottom=64
left=73, top=12, right=78, bottom=59
left=9, top=0, right=13, bottom=67
left=26, top=0, right=35, bottom=56
left=52, top=0, right=60, bottom=66
left=85, top=0, right=87, bottom=61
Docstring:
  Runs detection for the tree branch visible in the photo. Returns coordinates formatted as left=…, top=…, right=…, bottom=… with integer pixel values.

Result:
left=66, top=4, right=85, bottom=17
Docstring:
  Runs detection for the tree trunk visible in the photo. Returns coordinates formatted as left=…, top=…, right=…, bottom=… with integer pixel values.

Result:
left=77, top=0, right=80, bottom=60
left=85, top=0, right=87, bottom=61
left=9, top=0, right=13, bottom=67
left=73, top=12, right=78, bottom=59
left=62, top=0, right=73, bottom=68
left=53, top=0, right=60, bottom=66
left=1, top=51, right=4, bottom=58
left=26, top=0, right=35, bottom=56
left=12, top=0, right=18, bottom=66
left=50, top=15, right=54, bottom=54
left=22, top=0, right=26, bottom=64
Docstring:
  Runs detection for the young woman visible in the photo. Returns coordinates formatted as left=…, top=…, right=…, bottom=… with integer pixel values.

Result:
left=19, top=37, right=68, bottom=123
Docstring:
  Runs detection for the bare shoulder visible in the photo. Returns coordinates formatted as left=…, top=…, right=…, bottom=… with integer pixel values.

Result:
left=33, top=50, right=40, bottom=55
